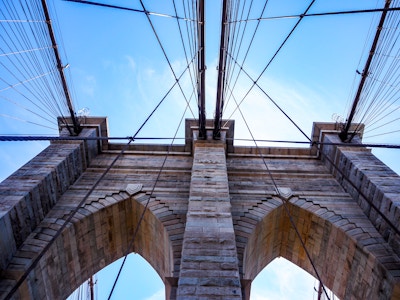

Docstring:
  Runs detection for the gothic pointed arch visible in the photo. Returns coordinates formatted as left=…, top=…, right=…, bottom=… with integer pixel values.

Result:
left=2, top=185, right=175, bottom=299
left=241, top=198, right=400, bottom=299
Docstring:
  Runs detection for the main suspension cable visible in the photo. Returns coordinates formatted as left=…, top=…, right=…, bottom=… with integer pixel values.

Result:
left=1, top=0, right=77, bottom=133
left=220, top=1, right=316, bottom=141
left=340, top=0, right=392, bottom=141
left=3, top=51, right=191, bottom=299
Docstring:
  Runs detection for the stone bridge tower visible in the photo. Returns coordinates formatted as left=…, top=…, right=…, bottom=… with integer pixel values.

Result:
left=0, top=117, right=399, bottom=299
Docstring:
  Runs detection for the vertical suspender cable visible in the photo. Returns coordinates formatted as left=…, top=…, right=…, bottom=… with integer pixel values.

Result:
left=340, top=0, right=391, bottom=142
left=198, top=0, right=207, bottom=138
left=214, top=0, right=229, bottom=139
left=3, top=54, right=193, bottom=299
left=41, top=0, right=81, bottom=135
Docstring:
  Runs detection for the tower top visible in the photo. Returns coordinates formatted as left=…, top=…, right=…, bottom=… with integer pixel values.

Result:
left=58, top=116, right=365, bottom=158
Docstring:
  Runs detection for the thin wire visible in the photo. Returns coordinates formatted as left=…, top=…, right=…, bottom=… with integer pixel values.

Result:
left=347, top=1, right=400, bottom=139
left=0, top=19, right=46, bottom=23
left=172, top=0, right=198, bottom=107
left=229, top=6, right=400, bottom=23
left=63, top=0, right=196, bottom=22
left=0, top=68, right=57, bottom=92
left=1, top=135, right=400, bottom=149
left=225, top=82, right=331, bottom=300
left=3, top=42, right=191, bottom=298
left=0, top=0, right=73, bottom=128
left=137, top=0, right=197, bottom=120
left=107, top=82, right=192, bottom=300
left=17, top=0, right=65, bottom=116
left=0, top=66, right=61, bottom=120
left=181, top=0, right=197, bottom=83
left=0, top=45, right=53, bottom=57
left=3, top=137, right=134, bottom=300
left=49, top=0, right=81, bottom=111
left=223, top=0, right=267, bottom=114
left=223, top=51, right=311, bottom=142
left=0, top=114, right=57, bottom=130
left=363, top=128, right=400, bottom=138
left=344, top=1, right=380, bottom=119
left=221, top=0, right=316, bottom=142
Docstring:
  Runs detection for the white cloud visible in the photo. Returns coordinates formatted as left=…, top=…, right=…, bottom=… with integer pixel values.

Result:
left=251, top=257, right=317, bottom=300
left=251, top=257, right=339, bottom=300
left=125, top=55, right=136, bottom=71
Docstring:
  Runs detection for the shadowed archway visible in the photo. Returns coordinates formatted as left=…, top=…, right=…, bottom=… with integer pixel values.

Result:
left=3, top=188, right=174, bottom=299
left=242, top=200, right=399, bottom=299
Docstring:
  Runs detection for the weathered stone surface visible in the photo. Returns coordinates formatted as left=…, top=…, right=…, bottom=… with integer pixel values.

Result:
left=0, top=119, right=399, bottom=300
left=177, top=139, right=242, bottom=299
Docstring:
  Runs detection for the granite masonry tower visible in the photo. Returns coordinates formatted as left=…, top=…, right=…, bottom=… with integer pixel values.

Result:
left=0, top=117, right=399, bottom=299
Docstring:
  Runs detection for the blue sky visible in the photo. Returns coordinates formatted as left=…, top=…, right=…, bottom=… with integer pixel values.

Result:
left=1, top=0, right=400, bottom=299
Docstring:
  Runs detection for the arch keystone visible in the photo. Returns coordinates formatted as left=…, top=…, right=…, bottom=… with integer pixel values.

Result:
left=126, top=183, right=143, bottom=196
left=277, top=187, right=293, bottom=200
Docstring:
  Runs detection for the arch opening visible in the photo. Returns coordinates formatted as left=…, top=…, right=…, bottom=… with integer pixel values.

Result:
left=251, top=257, right=338, bottom=299
left=6, top=190, right=175, bottom=300
left=243, top=200, right=397, bottom=299
left=67, top=253, right=164, bottom=300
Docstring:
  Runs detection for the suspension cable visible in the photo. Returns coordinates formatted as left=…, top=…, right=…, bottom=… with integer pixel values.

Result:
left=346, top=0, right=400, bottom=142
left=106, top=90, right=192, bottom=299
left=3, top=53, right=191, bottom=299
left=2, top=134, right=400, bottom=150
left=222, top=0, right=267, bottom=123
left=214, top=0, right=231, bottom=138
left=223, top=51, right=311, bottom=142
left=229, top=6, right=400, bottom=23
left=63, top=0, right=196, bottom=21
left=225, top=83, right=331, bottom=300
left=220, top=1, right=315, bottom=141
left=137, top=0, right=198, bottom=121
left=172, top=0, right=198, bottom=107
left=41, top=0, right=81, bottom=135
left=340, top=0, right=392, bottom=142
left=1, top=0, right=76, bottom=132
left=196, top=0, right=206, bottom=138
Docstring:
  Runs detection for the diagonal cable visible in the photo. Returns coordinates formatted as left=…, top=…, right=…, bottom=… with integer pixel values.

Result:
left=106, top=81, right=193, bottom=300
left=138, top=0, right=197, bottom=120
left=223, top=51, right=311, bottom=142
left=63, top=0, right=196, bottom=21
left=220, top=1, right=315, bottom=142
left=225, top=82, right=331, bottom=300
left=223, top=0, right=268, bottom=114
left=229, top=6, right=400, bottom=23
left=3, top=52, right=195, bottom=300
left=225, top=0, right=315, bottom=121
left=172, top=0, right=198, bottom=105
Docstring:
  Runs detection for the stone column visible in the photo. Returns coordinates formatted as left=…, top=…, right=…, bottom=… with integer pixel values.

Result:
left=177, top=138, right=242, bottom=299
